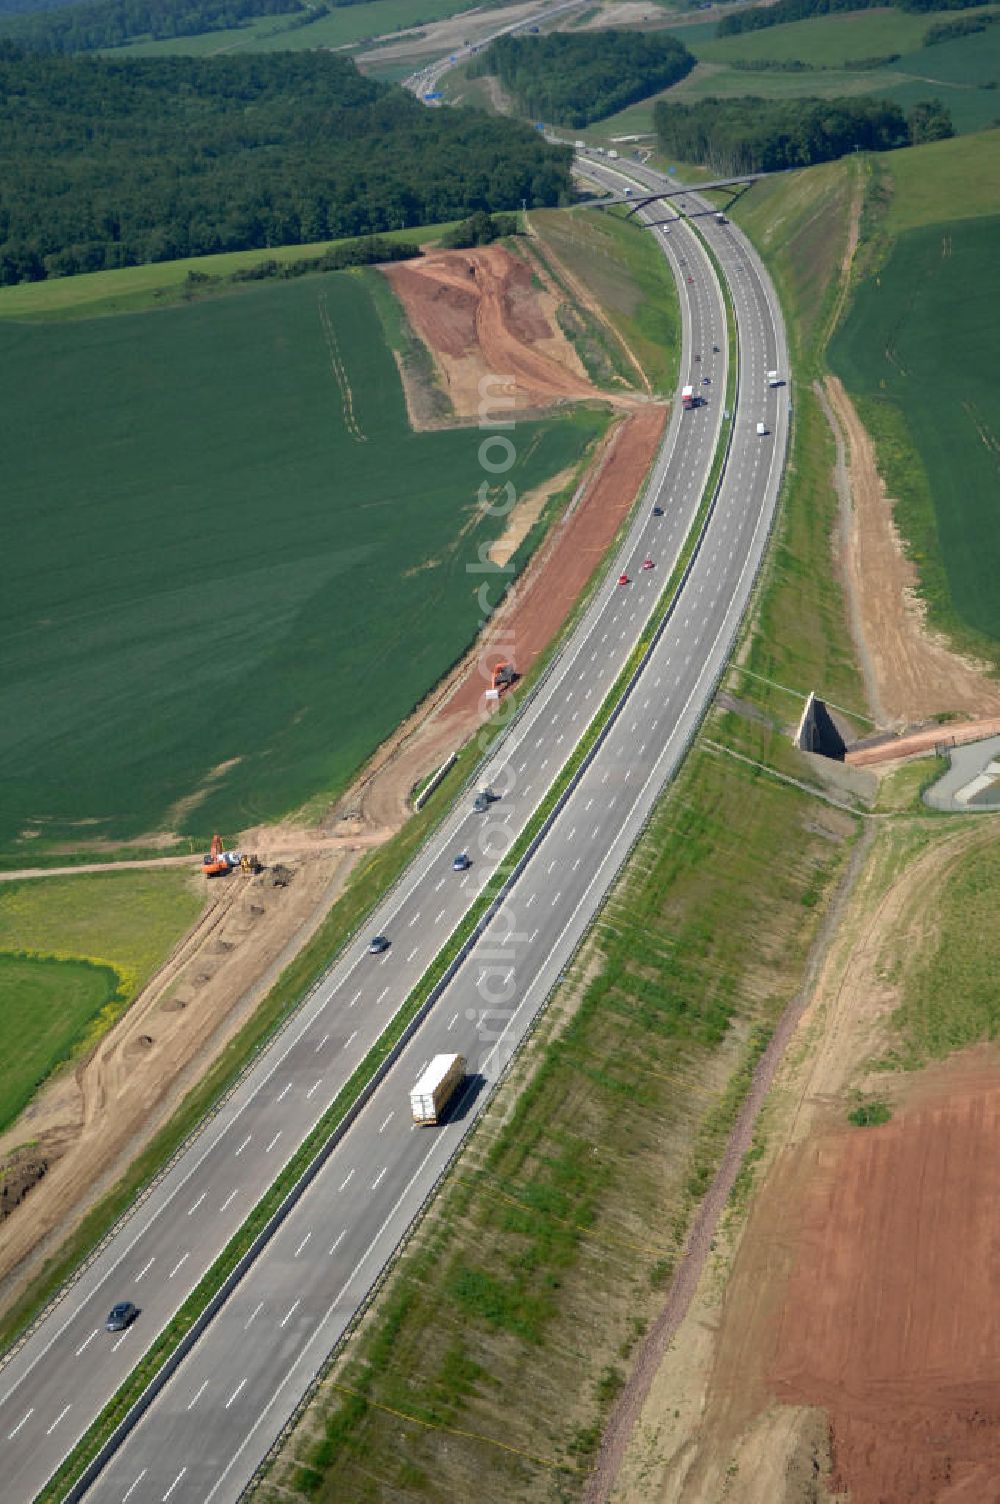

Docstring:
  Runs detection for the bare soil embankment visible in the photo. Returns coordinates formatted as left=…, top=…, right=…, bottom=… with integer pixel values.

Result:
left=385, top=242, right=646, bottom=421
left=828, top=373, right=1000, bottom=729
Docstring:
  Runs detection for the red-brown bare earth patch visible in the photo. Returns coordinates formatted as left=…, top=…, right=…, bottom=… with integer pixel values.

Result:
left=385, top=243, right=642, bottom=416
left=442, top=403, right=667, bottom=721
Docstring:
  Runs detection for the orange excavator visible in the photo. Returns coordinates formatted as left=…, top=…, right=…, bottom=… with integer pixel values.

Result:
left=203, top=833, right=230, bottom=879
left=203, top=834, right=262, bottom=878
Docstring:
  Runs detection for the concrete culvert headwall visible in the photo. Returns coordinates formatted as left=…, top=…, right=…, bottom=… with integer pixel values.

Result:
left=794, top=692, right=847, bottom=761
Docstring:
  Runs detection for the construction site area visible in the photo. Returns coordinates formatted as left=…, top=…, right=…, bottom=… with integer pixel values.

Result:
left=0, top=235, right=667, bottom=1325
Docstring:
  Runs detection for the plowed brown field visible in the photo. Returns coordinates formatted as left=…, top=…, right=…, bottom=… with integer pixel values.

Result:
left=771, top=1060, right=1000, bottom=1504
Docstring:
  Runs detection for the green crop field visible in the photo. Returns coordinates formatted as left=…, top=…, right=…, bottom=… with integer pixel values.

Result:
left=878, top=128, right=1000, bottom=233
left=0, top=870, right=204, bottom=1130
left=830, top=212, right=1000, bottom=642
left=894, top=18, right=1000, bottom=87
left=579, top=62, right=898, bottom=146
left=0, top=871, right=204, bottom=984
left=672, top=58, right=902, bottom=97
left=583, top=5, right=1000, bottom=142
left=694, top=8, right=977, bottom=67
left=107, top=0, right=483, bottom=57
left=1, top=269, right=606, bottom=860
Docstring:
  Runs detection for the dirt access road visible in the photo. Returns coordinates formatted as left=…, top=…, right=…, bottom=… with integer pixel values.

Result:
left=0, top=247, right=666, bottom=1317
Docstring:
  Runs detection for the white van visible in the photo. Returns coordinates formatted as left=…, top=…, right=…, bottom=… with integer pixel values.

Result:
left=755, top=421, right=767, bottom=437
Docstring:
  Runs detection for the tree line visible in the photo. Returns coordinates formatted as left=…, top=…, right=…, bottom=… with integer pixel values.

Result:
left=717, top=0, right=987, bottom=37
left=0, top=44, right=573, bottom=285
left=469, top=30, right=694, bottom=127
left=653, top=94, right=952, bottom=174
left=440, top=210, right=519, bottom=248
left=181, top=235, right=422, bottom=299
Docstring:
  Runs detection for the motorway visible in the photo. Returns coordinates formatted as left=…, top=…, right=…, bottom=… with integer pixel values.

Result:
left=404, top=0, right=590, bottom=102
left=0, top=165, right=787, bottom=1503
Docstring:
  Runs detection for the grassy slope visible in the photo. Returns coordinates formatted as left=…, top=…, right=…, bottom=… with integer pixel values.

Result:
left=527, top=205, right=681, bottom=393
left=724, top=155, right=869, bottom=765
left=0, top=871, right=203, bottom=1134
left=253, top=183, right=869, bottom=1504
left=825, top=130, right=1000, bottom=659
left=1, top=267, right=605, bottom=860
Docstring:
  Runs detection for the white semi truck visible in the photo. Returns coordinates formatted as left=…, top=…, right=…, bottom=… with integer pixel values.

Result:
left=410, top=1053, right=467, bottom=1125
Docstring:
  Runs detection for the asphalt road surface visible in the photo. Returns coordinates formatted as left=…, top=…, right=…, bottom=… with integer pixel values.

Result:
left=404, top=0, right=589, bottom=102
left=0, top=164, right=787, bottom=1504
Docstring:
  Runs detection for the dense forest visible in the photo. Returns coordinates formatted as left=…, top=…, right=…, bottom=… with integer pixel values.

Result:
left=0, top=45, right=573, bottom=284
left=469, top=30, right=694, bottom=127
left=1, top=0, right=305, bottom=51
left=0, top=0, right=86, bottom=16
left=718, top=0, right=988, bottom=37
left=653, top=94, right=952, bottom=173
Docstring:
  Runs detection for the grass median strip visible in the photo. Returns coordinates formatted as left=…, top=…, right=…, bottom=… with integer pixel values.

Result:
left=40, top=240, right=736, bottom=1504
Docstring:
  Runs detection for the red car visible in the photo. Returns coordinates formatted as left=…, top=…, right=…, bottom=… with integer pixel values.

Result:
left=642, top=557, right=654, bottom=571
left=618, top=573, right=630, bottom=586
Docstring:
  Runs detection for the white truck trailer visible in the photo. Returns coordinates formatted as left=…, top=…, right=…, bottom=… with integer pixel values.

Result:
left=410, top=1053, right=466, bottom=1126
left=681, top=384, right=696, bottom=410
